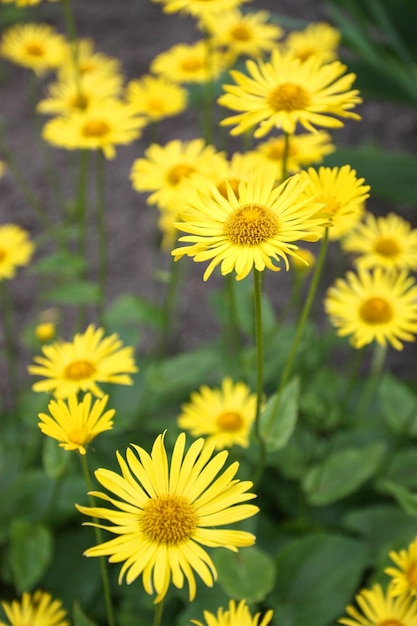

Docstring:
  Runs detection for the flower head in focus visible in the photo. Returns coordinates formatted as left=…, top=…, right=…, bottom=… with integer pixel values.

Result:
left=338, top=584, right=417, bottom=626
left=192, top=599, right=274, bottom=626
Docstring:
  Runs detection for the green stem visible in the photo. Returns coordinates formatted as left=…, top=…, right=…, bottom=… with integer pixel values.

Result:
left=96, top=151, right=107, bottom=323
left=60, top=0, right=82, bottom=91
left=338, top=347, right=367, bottom=421
left=268, top=229, right=329, bottom=432
left=152, top=599, right=164, bottom=626
left=224, top=274, right=245, bottom=379
left=74, top=149, right=89, bottom=330
left=79, top=453, right=116, bottom=626
left=281, top=131, right=291, bottom=182
left=0, top=282, right=18, bottom=410
left=203, top=28, right=214, bottom=145
left=253, top=269, right=266, bottom=486
left=357, top=342, right=387, bottom=418
left=159, top=256, right=182, bottom=355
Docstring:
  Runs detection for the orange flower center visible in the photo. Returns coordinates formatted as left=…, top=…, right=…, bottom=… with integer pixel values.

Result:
left=267, top=82, right=311, bottom=112
left=180, top=57, right=203, bottom=72
left=0, top=248, right=6, bottom=262
left=374, top=237, right=400, bottom=258
left=359, top=297, right=393, bottom=325
left=230, top=24, right=251, bottom=42
left=225, top=203, right=280, bottom=246
left=407, top=562, right=417, bottom=590
left=141, top=494, right=197, bottom=544
left=25, top=41, right=45, bottom=57
left=166, top=164, right=196, bottom=186
left=64, top=360, right=96, bottom=381
left=216, top=411, right=244, bottom=432
left=68, top=426, right=92, bottom=447
left=82, top=119, right=110, bottom=138
left=217, top=177, right=241, bottom=198
left=147, top=97, right=165, bottom=113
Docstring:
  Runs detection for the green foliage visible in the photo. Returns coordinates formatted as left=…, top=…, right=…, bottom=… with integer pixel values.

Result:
left=213, top=547, right=276, bottom=603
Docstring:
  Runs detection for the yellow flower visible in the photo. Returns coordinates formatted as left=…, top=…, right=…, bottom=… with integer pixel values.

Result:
left=283, top=22, right=341, bottom=63
left=151, top=40, right=229, bottom=84
left=324, top=268, right=417, bottom=350
left=28, top=324, right=138, bottom=398
left=213, top=151, right=261, bottom=199
left=42, top=100, right=146, bottom=159
left=125, top=75, right=187, bottom=122
left=385, top=537, right=417, bottom=598
left=38, top=393, right=115, bottom=455
left=192, top=599, right=274, bottom=626
left=172, top=165, right=329, bottom=281
left=290, top=247, right=315, bottom=272
left=178, top=378, right=257, bottom=449
left=0, top=23, right=67, bottom=75
left=0, top=0, right=60, bottom=6
left=299, top=165, right=370, bottom=240
left=58, top=37, right=122, bottom=82
left=342, top=212, right=417, bottom=272
left=339, top=584, right=417, bottom=626
left=218, top=49, right=361, bottom=137
left=248, top=131, right=335, bottom=176
left=130, top=138, right=227, bottom=210
left=152, top=0, right=250, bottom=20
left=35, top=322, right=56, bottom=343
left=203, top=8, right=283, bottom=60
left=76, top=432, right=259, bottom=603
left=0, top=591, right=69, bottom=626
left=0, top=224, right=34, bottom=281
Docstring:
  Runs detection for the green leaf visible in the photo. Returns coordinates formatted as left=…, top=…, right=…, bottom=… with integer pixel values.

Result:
left=105, top=294, right=163, bottom=329
left=260, top=378, right=299, bottom=452
left=73, top=603, right=99, bottom=626
left=42, top=437, right=70, bottom=479
left=9, top=520, right=53, bottom=592
left=378, top=373, right=417, bottom=436
left=380, top=480, right=417, bottom=518
left=213, top=546, right=276, bottom=603
left=269, top=533, right=368, bottom=626
left=43, top=281, right=100, bottom=305
left=302, top=442, right=386, bottom=505
left=31, top=250, right=86, bottom=276
left=382, top=448, right=417, bottom=489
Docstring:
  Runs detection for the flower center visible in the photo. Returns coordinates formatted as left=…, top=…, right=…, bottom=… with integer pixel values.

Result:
left=166, top=164, right=196, bottom=186
left=70, top=92, right=90, bottom=110
left=147, top=97, right=165, bottom=113
left=315, top=193, right=340, bottom=218
left=25, top=41, right=45, bottom=57
left=295, top=47, right=316, bottom=61
left=359, top=297, right=393, bottom=325
left=407, top=562, right=417, bottom=590
left=217, top=177, right=241, bottom=198
left=0, top=248, right=6, bottom=262
left=224, top=203, right=280, bottom=246
left=378, top=621, right=404, bottom=626
left=82, top=119, right=110, bottom=138
left=374, top=237, right=400, bottom=258
left=180, top=57, right=203, bottom=72
left=68, top=426, right=92, bottom=447
left=230, top=24, right=251, bottom=41
left=216, top=411, right=244, bottom=432
left=141, top=494, right=197, bottom=544
left=64, top=360, right=97, bottom=381
left=267, top=82, right=311, bottom=112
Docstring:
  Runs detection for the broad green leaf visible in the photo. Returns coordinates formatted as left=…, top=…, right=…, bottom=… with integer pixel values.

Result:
left=42, top=437, right=70, bottom=479
left=73, top=603, right=99, bottom=626
left=9, top=520, right=53, bottom=592
left=378, top=373, right=417, bottom=436
left=260, top=378, right=299, bottom=452
left=43, top=281, right=100, bottom=305
left=213, top=546, right=276, bottom=603
left=382, top=447, right=417, bottom=488
left=30, top=250, right=86, bottom=276
left=380, top=481, right=417, bottom=518
left=302, top=442, right=386, bottom=505
left=268, top=533, right=368, bottom=626
left=105, top=294, right=163, bottom=329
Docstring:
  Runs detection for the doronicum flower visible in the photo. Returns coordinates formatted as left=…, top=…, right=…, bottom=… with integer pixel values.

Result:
left=283, top=21, right=341, bottom=63
left=125, top=75, right=187, bottom=122
left=38, top=393, right=115, bottom=455
left=151, top=41, right=229, bottom=84
left=192, top=599, right=274, bottom=626
left=338, top=583, right=417, bottom=626
left=385, top=536, right=417, bottom=598
left=42, top=99, right=146, bottom=159
left=58, top=37, right=122, bottom=83
left=28, top=323, right=138, bottom=398
left=76, top=432, right=259, bottom=603
left=299, top=165, right=370, bottom=240
left=171, top=165, right=329, bottom=281
left=324, top=268, right=417, bottom=350
left=218, top=49, right=361, bottom=137
left=151, top=0, right=250, bottom=20
left=177, top=378, right=257, bottom=449
left=0, top=224, right=34, bottom=281
left=342, top=212, right=417, bottom=272
left=35, top=322, right=56, bottom=343
left=0, top=590, right=69, bottom=626
left=0, top=0, right=60, bottom=5
left=0, top=23, right=67, bottom=75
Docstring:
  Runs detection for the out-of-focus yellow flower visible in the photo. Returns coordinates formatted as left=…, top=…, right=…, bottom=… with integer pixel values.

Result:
left=0, top=23, right=67, bottom=75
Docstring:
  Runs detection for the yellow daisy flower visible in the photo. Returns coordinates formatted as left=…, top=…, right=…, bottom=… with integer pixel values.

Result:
left=35, top=322, right=56, bottom=343
left=125, top=75, right=187, bottom=122
left=0, top=23, right=67, bottom=75
left=213, top=151, right=261, bottom=199
left=385, top=537, right=417, bottom=598
left=42, top=100, right=146, bottom=159
left=248, top=130, right=335, bottom=176
left=152, top=0, right=250, bottom=20
left=172, top=165, right=329, bottom=281
left=192, top=599, right=274, bottom=626
left=339, top=584, right=417, bottom=626
left=218, top=49, right=361, bottom=137
left=178, top=378, right=257, bottom=450
left=299, top=165, right=370, bottom=240
left=0, top=224, right=34, bottom=281
left=0, top=0, right=60, bottom=6
left=342, top=212, right=417, bottom=272
left=28, top=324, right=138, bottom=398
left=290, top=247, right=315, bottom=272
left=0, top=591, right=69, bottom=626
left=130, top=138, right=227, bottom=210
left=76, top=431, right=259, bottom=603
left=150, top=41, right=229, bottom=84
left=37, top=72, right=123, bottom=115
left=203, top=9, right=283, bottom=60
left=58, top=38, right=122, bottom=82
left=38, top=393, right=115, bottom=455
left=324, top=268, right=417, bottom=350
left=283, top=22, right=341, bottom=63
